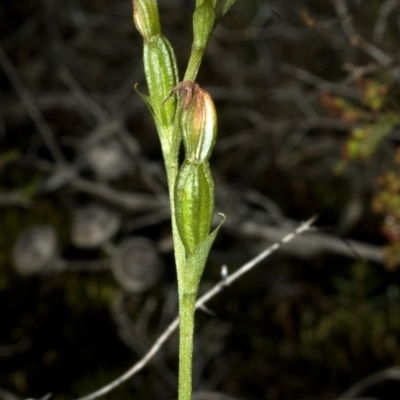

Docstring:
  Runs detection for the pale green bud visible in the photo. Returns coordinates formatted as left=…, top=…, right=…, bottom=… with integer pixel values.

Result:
left=143, top=36, right=179, bottom=127
left=175, top=161, right=214, bottom=255
left=192, top=0, right=216, bottom=52
left=133, top=0, right=161, bottom=40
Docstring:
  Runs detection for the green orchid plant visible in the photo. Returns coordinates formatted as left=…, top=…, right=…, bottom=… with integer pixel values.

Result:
left=132, top=0, right=239, bottom=399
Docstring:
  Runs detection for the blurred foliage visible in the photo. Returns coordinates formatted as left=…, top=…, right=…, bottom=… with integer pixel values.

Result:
left=300, top=263, right=400, bottom=368
left=322, top=75, right=400, bottom=269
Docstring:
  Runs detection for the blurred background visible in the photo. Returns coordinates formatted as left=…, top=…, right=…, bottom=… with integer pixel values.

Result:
left=1, top=0, right=400, bottom=399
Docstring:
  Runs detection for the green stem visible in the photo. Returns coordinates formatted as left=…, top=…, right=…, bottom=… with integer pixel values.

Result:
left=163, top=125, right=197, bottom=400
left=184, top=46, right=204, bottom=82
left=161, top=125, right=186, bottom=291
left=184, top=1, right=215, bottom=81
left=178, top=292, right=197, bottom=400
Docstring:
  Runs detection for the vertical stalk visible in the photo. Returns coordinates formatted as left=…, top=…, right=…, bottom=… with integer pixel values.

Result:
left=184, top=0, right=215, bottom=81
left=133, top=4, right=222, bottom=399
left=178, top=292, right=197, bottom=400
left=161, top=125, right=186, bottom=291
left=183, top=47, right=204, bottom=82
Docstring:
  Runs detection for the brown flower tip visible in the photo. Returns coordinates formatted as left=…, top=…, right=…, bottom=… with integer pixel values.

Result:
left=163, top=80, right=199, bottom=109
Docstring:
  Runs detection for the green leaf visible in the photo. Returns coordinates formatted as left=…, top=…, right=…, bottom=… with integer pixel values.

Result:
left=184, top=213, right=225, bottom=292
left=134, top=83, right=155, bottom=118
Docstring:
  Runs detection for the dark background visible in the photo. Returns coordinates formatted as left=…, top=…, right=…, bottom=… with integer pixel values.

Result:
left=1, top=0, right=400, bottom=399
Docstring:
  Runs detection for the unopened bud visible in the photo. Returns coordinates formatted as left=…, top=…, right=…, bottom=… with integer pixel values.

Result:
left=168, top=81, right=217, bottom=163
left=192, top=0, right=216, bottom=51
left=143, top=36, right=179, bottom=127
left=184, top=0, right=216, bottom=80
left=133, top=0, right=161, bottom=40
left=175, top=161, right=214, bottom=254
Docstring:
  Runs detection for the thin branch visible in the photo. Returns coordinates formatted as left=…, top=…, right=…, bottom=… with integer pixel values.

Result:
left=0, top=44, right=67, bottom=165
left=69, top=178, right=168, bottom=212
left=332, top=0, right=394, bottom=68
left=373, top=0, right=398, bottom=44
left=57, top=67, right=108, bottom=124
left=74, top=318, right=179, bottom=400
left=110, top=293, right=177, bottom=388
left=281, top=64, right=363, bottom=100
left=337, top=368, right=400, bottom=399
left=122, top=208, right=171, bottom=233
left=226, top=219, right=384, bottom=264
left=22, top=155, right=168, bottom=212
left=196, top=216, right=317, bottom=306
left=72, top=216, right=316, bottom=400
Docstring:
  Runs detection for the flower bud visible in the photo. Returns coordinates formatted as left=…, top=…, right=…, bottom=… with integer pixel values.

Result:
left=133, top=0, right=161, bottom=40
left=184, top=0, right=216, bottom=80
left=192, top=0, right=216, bottom=52
left=168, top=81, right=217, bottom=163
left=144, top=36, right=179, bottom=127
left=175, top=161, right=214, bottom=254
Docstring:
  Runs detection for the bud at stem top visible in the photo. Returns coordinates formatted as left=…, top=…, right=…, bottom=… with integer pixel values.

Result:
left=193, top=0, right=215, bottom=51
left=133, top=0, right=161, bottom=40
left=133, top=0, right=179, bottom=129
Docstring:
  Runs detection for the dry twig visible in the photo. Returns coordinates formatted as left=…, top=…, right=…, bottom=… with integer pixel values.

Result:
left=0, top=44, right=67, bottom=165
left=72, top=216, right=316, bottom=400
left=337, top=367, right=400, bottom=399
